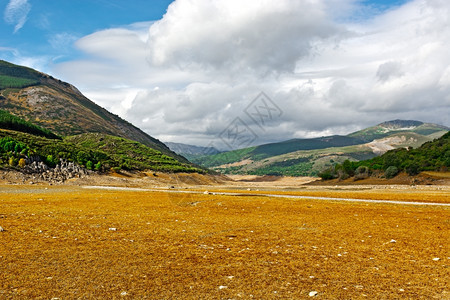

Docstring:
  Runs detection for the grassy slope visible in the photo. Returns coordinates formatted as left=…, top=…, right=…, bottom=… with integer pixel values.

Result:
left=0, top=129, right=203, bottom=173
left=65, top=133, right=203, bottom=173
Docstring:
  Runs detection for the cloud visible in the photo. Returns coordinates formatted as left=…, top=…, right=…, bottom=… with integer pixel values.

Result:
left=48, top=33, right=78, bottom=52
left=53, top=0, right=450, bottom=148
left=4, top=0, right=31, bottom=33
left=147, top=0, right=347, bottom=76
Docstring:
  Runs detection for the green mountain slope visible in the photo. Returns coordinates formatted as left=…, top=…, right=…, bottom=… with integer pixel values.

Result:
left=0, top=129, right=203, bottom=173
left=320, top=131, right=450, bottom=180
left=0, top=60, right=185, bottom=162
left=192, top=120, right=449, bottom=177
left=0, top=109, right=60, bottom=139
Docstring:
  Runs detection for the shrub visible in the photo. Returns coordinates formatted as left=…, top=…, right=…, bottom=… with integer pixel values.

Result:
left=8, top=156, right=16, bottom=166
left=318, top=168, right=335, bottom=180
left=354, top=166, right=369, bottom=180
left=94, top=161, right=102, bottom=171
left=384, top=166, right=399, bottom=179
left=18, top=158, right=26, bottom=168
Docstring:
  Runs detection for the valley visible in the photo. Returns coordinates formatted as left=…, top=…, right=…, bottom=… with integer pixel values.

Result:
left=0, top=183, right=448, bottom=299
left=0, top=60, right=449, bottom=299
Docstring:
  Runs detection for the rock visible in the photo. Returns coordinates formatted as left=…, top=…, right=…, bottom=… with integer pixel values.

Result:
left=0, top=226, right=4, bottom=232
left=109, top=228, right=117, bottom=231
left=204, top=191, right=209, bottom=194
left=390, top=239, right=396, bottom=243
left=218, top=285, right=228, bottom=290
left=120, top=291, right=128, bottom=296
left=432, top=257, right=440, bottom=261
left=309, top=291, right=318, bottom=297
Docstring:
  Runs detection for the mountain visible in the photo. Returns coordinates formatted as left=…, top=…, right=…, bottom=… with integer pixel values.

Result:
left=165, top=142, right=221, bottom=158
left=319, top=131, right=450, bottom=180
left=348, top=119, right=448, bottom=142
left=191, top=120, right=449, bottom=177
left=0, top=60, right=185, bottom=162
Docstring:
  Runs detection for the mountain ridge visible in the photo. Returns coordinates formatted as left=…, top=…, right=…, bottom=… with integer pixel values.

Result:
left=0, top=60, right=186, bottom=162
left=191, top=119, right=448, bottom=177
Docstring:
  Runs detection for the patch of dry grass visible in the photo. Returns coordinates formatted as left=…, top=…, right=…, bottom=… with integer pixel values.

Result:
left=0, top=185, right=448, bottom=299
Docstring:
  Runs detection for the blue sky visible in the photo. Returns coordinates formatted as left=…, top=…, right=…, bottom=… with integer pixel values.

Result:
left=1, top=0, right=449, bottom=148
left=1, top=0, right=407, bottom=67
left=1, top=0, right=174, bottom=67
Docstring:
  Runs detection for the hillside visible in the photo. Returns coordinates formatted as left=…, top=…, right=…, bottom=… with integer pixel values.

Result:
left=348, top=119, right=448, bottom=142
left=0, top=129, right=203, bottom=174
left=319, top=131, right=450, bottom=180
left=165, top=142, right=221, bottom=159
left=0, top=60, right=185, bottom=161
left=191, top=120, right=449, bottom=177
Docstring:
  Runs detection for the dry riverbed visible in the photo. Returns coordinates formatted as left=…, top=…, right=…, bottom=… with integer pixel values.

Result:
left=0, top=183, right=448, bottom=299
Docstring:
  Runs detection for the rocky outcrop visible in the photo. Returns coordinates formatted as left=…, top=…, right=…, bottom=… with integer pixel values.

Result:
left=23, top=159, right=90, bottom=183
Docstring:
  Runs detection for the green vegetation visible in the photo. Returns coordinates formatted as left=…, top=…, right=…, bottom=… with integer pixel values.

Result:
left=192, top=146, right=256, bottom=167
left=0, top=130, right=204, bottom=173
left=0, top=110, right=60, bottom=139
left=0, top=60, right=42, bottom=81
left=65, top=133, right=203, bottom=173
left=384, top=166, right=399, bottom=179
left=0, top=75, right=38, bottom=89
left=319, top=131, right=449, bottom=180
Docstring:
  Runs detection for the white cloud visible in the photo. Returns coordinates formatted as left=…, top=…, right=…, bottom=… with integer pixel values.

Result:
left=53, top=0, right=450, bottom=148
left=48, top=33, right=78, bottom=52
left=4, top=0, right=31, bottom=33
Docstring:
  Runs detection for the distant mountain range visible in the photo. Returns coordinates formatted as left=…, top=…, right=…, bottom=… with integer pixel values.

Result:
left=190, top=120, right=449, bottom=177
left=165, top=142, right=221, bottom=157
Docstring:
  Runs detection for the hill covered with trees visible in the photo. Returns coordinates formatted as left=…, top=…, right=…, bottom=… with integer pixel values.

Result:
left=319, top=131, right=449, bottom=180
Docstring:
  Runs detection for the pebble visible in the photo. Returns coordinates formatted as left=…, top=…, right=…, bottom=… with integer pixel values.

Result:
left=109, top=228, right=117, bottom=231
left=204, top=191, right=209, bottom=194
left=390, top=239, right=396, bottom=243
left=120, top=291, right=128, bottom=296
left=0, top=226, right=4, bottom=232
left=432, top=257, right=440, bottom=261
left=219, top=285, right=228, bottom=290
left=309, top=291, right=318, bottom=297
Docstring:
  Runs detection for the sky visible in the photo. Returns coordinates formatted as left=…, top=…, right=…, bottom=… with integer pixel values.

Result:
left=1, top=0, right=449, bottom=150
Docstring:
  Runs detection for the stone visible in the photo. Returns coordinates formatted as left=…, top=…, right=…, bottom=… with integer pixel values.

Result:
left=309, top=291, right=318, bottom=297
left=0, top=226, right=4, bottom=232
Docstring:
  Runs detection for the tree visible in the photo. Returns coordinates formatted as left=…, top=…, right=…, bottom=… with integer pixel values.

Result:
left=384, top=166, right=399, bottom=179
